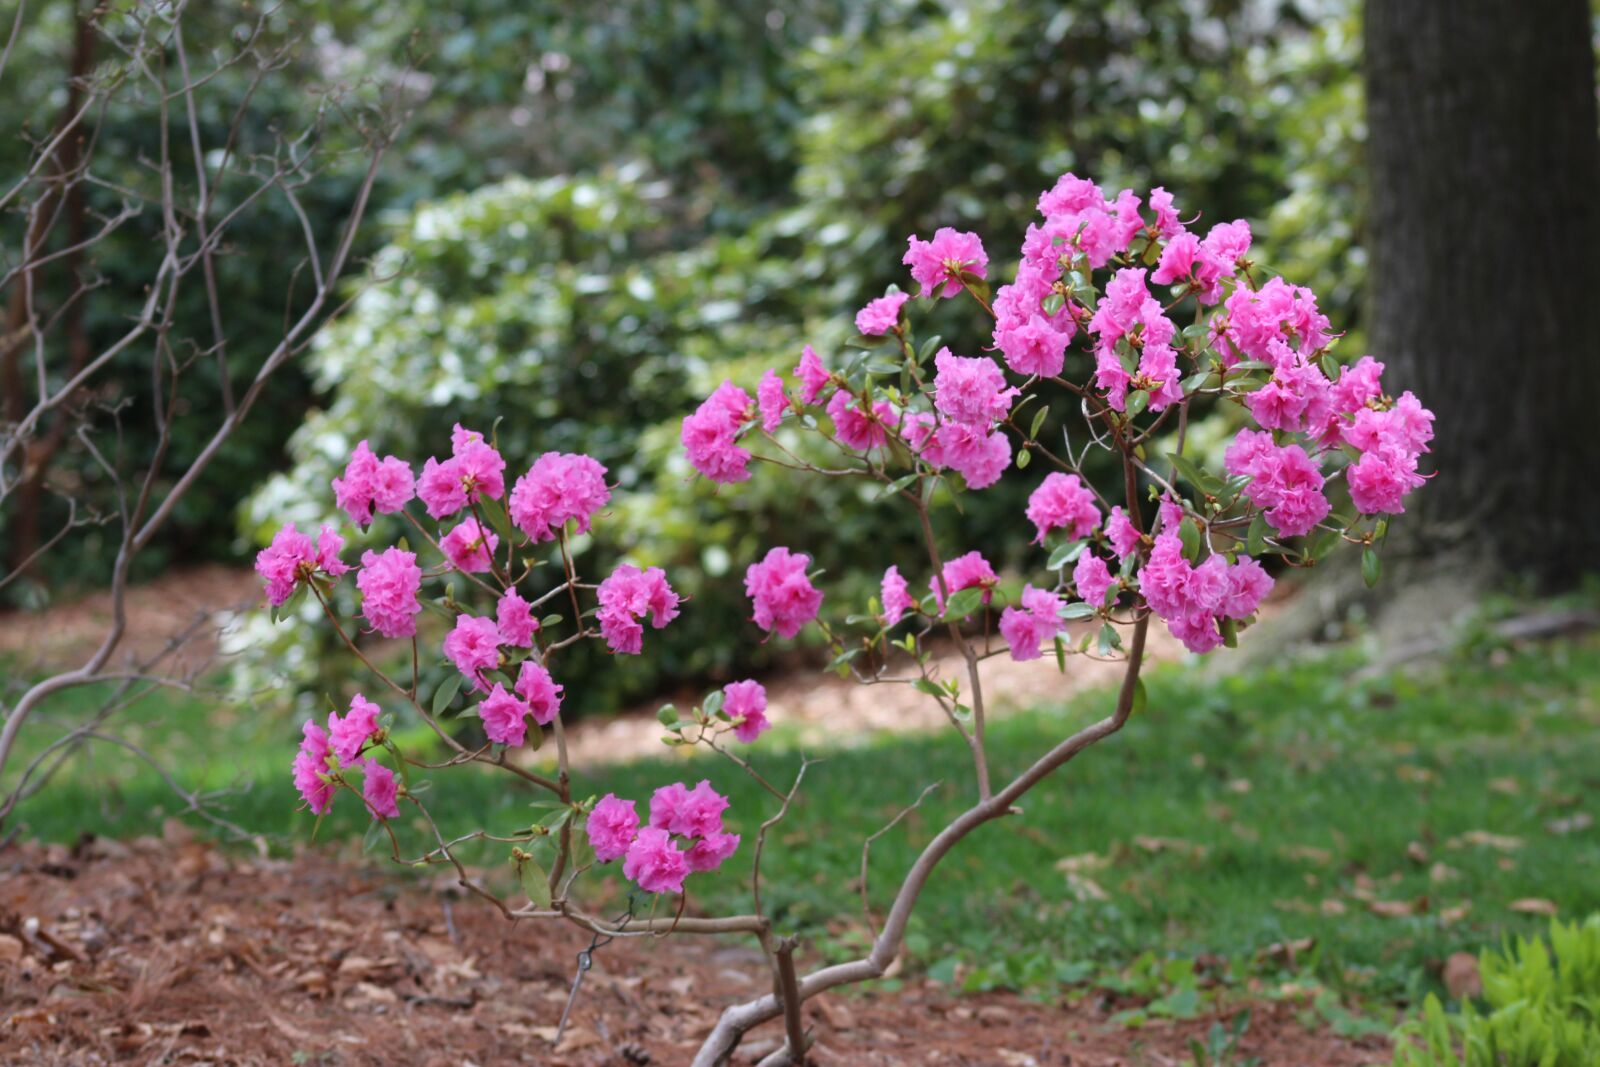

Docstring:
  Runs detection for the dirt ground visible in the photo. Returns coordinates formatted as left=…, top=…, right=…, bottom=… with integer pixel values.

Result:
left=0, top=833, right=1389, bottom=1067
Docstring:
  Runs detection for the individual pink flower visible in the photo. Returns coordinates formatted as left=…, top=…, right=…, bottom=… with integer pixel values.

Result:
left=361, top=759, right=400, bottom=819
left=440, top=517, right=499, bottom=573
left=723, top=679, right=770, bottom=744
left=649, top=780, right=730, bottom=838
left=1330, top=356, right=1386, bottom=415
left=793, top=344, right=832, bottom=405
left=256, top=523, right=349, bottom=607
left=994, top=314, right=1072, bottom=378
left=1347, top=448, right=1426, bottom=515
left=1228, top=434, right=1330, bottom=538
left=332, top=440, right=415, bottom=527
left=1073, top=552, right=1117, bottom=608
left=477, top=683, right=529, bottom=746
left=745, top=547, right=824, bottom=638
left=684, top=831, right=741, bottom=873
left=417, top=424, right=506, bottom=519
left=939, top=422, right=1012, bottom=490
left=623, top=827, right=689, bottom=894
left=509, top=452, right=611, bottom=542
left=1248, top=357, right=1334, bottom=433
left=1345, top=392, right=1435, bottom=457
left=291, top=719, right=335, bottom=815
left=681, top=381, right=754, bottom=484
left=932, top=349, right=1018, bottom=425
left=999, top=585, right=1068, bottom=661
left=356, top=547, right=422, bottom=638
left=328, top=693, right=381, bottom=767
left=1148, top=187, right=1183, bottom=238
left=596, top=564, right=681, bottom=655
left=757, top=369, right=789, bottom=432
left=855, top=291, right=911, bottom=335
left=1221, top=557, right=1274, bottom=619
left=1105, top=506, right=1142, bottom=559
left=1038, top=172, right=1104, bottom=218
left=514, top=660, right=564, bottom=726
left=930, top=550, right=997, bottom=613
left=880, top=565, right=915, bottom=626
left=1026, top=473, right=1101, bottom=545
left=496, top=589, right=538, bottom=648
left=444, top=614, right=501, bottom=690
left=826, top=390, right=893, bottom=451
left=1151, top=231, right=1227, bottom=303
left=1212, top=277, right=1331, bottom=365
left=587, top=794, right=640, bottom=863
left=1202, top=220, right=1252, bottom=269
left=903, top=227, right=988, bottom=299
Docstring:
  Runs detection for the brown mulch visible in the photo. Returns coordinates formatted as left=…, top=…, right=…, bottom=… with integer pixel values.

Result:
left=0, top=834, right=1389, bottom=1067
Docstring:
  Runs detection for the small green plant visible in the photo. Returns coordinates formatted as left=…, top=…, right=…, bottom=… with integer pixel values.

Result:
left=1388, top=916, right=1600, bottom=1067
left=1189, top=1009, right=1260, bottom=1067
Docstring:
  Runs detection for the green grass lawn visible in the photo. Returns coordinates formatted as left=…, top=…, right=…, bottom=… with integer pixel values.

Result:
left=9, top=629, right=1599, bottom=1021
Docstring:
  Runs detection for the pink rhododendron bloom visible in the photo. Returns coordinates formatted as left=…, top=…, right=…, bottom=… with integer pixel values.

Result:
left=1038, top=172, right=1104, bottom=218
left=1151, top=231, right=1228, bottom=303
left=623, top=827, right=689, bottom=894
left=1073, top=552, right=1117, bottom=608
left=745, top=547, right=823, bottom=638
left=932, top=349, right=1018, bottom=425
left=938, top=421, right=1012, bottom=489
left=328, top=693, right=380, bottom=767
left=757, top=369, right=788, bottom=433
left=826, top=390, right=893, bottom=451
left=417, top=425, right=506, bottom=519
left=723, top=679, right=770, bottom=744
left=1247, top=357, right=1334, bottom=433
left=332, top=440, right=415, bottom=527
left=1228, top=433, right=1331, bottom=538
left=1212, top=277, right=1331, bottom=365
left=1026, top=473, right=1101, bottom=544
left=443, top=614, right=501, bottom=690
left=361, top=759, right=400, bottom=819
left=596, top=564, right=681, bottom=655
left=1221, top=557, right=1274, bottom=619
left=1148, top=187, right=1183, bottom=238
left=1346, top=392, right=1435, bottom=457
left=1202, top=220, right=1252, bottom=268
left=1138, top=532, right=1274, bottom=653
left=682, top=381, right=754, bottom=484
left=256, top=523, right=349, bottom=607
left=649, top=780, right=730, bottom=838
left=587, top=794, right=640, bottom=863
left=477, top=683, right=529, bottom=746
left=995, top=314, right=1072, bottom=378
left=1347, top=448, right=1426, bottom=515
left=496, top=589, right=538, bottom=648
left=930, top=550, right=997, bottom=612
left=1106, top=506, right=1142, bottom=559
left=684, top=831, right=741, bottom=873
left=514, top=660, right=564, bottom=725
left=855, top=291, right=910, bottom=335
left=880, top=565, right=915, bottom=626
left=999, top=585, right=1068, bottom=661
left=793, top=344, right=832, bottom=405
left=291, top=719, right=335, bottom=815
left=903, top=227, right=987, bottom=299
left=1330, top=356, right=1386, bottom=415
left=356, top=547, right=422, bottom=638
left=509, top=452, right=611, bottom=542
left=440, top=517, right=499, bottom=573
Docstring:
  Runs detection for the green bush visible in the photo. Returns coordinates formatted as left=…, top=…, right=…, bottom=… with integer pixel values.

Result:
left=1389, top=916, right=1600, bottom=1067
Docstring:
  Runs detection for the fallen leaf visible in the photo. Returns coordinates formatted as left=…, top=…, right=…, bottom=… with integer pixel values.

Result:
left=1282, top=845, right=1333, bottom=866
left=1546, top=813, right=1592, bottom=835
left=1133, top=836, right=1207, bottom=858
left=1369, top=898, right=1427, bottom=918
left=1443, top=953, right=1481, bottom=999
left=1509, top=898, right=1558, bottom=916
left=1488, top=777, right=1521, bottom=796
left=1054, top=852, right=1108, bottom=874
left=1320, top=899, right=1347, bottom=916
left=1430, top=862, right=1462, bottom=884
left=1439, top=901, right=1473, bottom=926
left=1406, top=841, right=1430, bottom=864
left=1447, top=831, right=1522, bottom=852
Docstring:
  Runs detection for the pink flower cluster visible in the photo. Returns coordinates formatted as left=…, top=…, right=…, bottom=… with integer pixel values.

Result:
left=418, top=424, right=506, bottom=520
left=585, top=781, right=740, bottom=894
left=745, top=547, right=823, bottom=638
left=596, top=564, right=681, bottom=655
left=291, top=694, right=396, bottom=819
left=255, top=523, right=349, bottom=606
left=332, top=440, right=415, bottom=527
left=722, top=679, right=771, bottom=743
left=1088, top=268, right=1183, bottom=414
left=896, top=350, right=1017, bottom=490
left=474, top=659, right=563, bottom=746
left=356, top=546, right=422, bottom=637
left=681, top=381, right=754, bottom=484
left=855, top=290, right=910, bottom=335
left=509, top=452, right=611, bottom=542
left=903, top=228, right=987, bottom=299
left=930, top=551, right=997, bottom=613
left=1138, top=529, right=1274, bottom=654
left=441, top=517, right=499, bottom=573
left=999, top=585, right=1067, bottom=661
left=1026, top=473, right=1101, bottom=545
left=1150, top=219, right=1251, bottom=304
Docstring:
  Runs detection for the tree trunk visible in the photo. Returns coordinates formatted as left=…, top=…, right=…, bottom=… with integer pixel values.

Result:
left=1364, top=0, right=1600, bottom=587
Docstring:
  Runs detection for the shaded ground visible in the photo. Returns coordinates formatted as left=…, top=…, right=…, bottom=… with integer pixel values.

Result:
left=0, top=833, right=1387, bottom=1067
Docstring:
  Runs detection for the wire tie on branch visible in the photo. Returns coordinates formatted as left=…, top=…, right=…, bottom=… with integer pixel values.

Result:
left=554, top=896, right=633, bottom=1046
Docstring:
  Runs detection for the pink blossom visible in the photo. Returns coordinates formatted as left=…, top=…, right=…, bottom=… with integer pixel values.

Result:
left=1202, top=220, right=1252, bottom=269
left=587, top=794, right=641, bottom=863
left=514, top=660, right=564, bottom=726
left=1212, top=277, right=1331, bottom=365
left=1221, top=557, right=1273, bottom=619
left=1345, top=392, right=1435, bottom=457
left=496, top=589, right=538, bottom=648
left=1229, top=434, right=1330, bottom=538
left=999, top=585, right=1067, bottom=661
left=649, top=780, right=730, bottom=838
left=993, top=263, right=1056, bottom=331
left=1330, top=356, right=1386, bottom=415
left=596, top=564, right=681, bottom=655
left=315, top=526, right=350, bottom=579
left=477, top=683, right=529, bottom=746
left=1073, top=552, right=1117, bottom=608
left=1152, top=231, right=1228, bottom=303
left=356, top=547, right=422, bottom=638
left=361, top=759, right=400, bottom=819
left=745, top=547, right=823, bottom=638
left=332, top=440, right=416, bottom=527
left=757, top=369, right=788, bottom=433
left=440, top=517, right=499, bottom=573
left=443, top=614, right=501, bottom=690
left=880, top=565, right=915, bottom=626
left=903, top=227, right=988, bottom=299
left=684, top=831, right=741, bottom=873
left=328, top=693, right=380, bottom=767
left=623, top=827, right=689, bottom=894
left=1148, top=187, right=1183, bottom=238
left=932, top=349, right=1018, bottom=425
left=509, top=452, right=611, bottom=542
left=1347, top=448, right=1425, bottom=515
left=939, top=421, right=1012, bottom=489
left=1138, top=532, right=1274, bottom=654
left=291, top=719, right=335, bottom=815
left=724, top=679, right=770, bottom=744
left=826, top=390, right=893, bottom=451
left=1026, top=473, right=1101, bottom=544
left=256, top=523, right=343, bottom=607
left=855, top=291, right=910, bottom=335
left=416, top=425, right=506, bottom=519
left=1106, top=506, right=1142, bottom=559
left=1038, top=173, right=1104, bottom=218
left=930, top=550, right=997, bottom=613
left=1247, top=358, right=1334, bottom=433
left=793, top=345, right=832, bottom=405
left=995, top=314, right=1072, bottom=378
left=682, top=381, right=754, bottom=484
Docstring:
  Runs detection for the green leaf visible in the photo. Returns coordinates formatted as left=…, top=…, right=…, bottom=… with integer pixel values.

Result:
left=432, top=673, right=463, bottom=718
left=1097, top=623, right=1123, bottom=656
left=863, top=359, right=902, bottom=375
left=917, top=334, right=944, bottom=363
left=1131, top=676, right=1148, bottom=715
left=942, top=586, right=987, bottom=620
left=1015, top=448, right=1032, bottom=469
left=1181, top=371, right=1212, bottom=395
left=1041, top=292, right=1065, bottom=316
left=912, top=678, right=945, bottom=699
left=1028, top=406, right=1049, bottom=440
left=1054, top=636, right=1067, bottom=673
left=846, top=332, right=892, bottom=349
left=518, top=857, right=552, bottom=908
left=656, top=704, right=679, bottom=726
left=1246, top=512, right=1268, bottom=555
left=875, top=473, right=920, bottom=501
left=702, top=689, right=724, bottom=718
left=1125, top=390, right=1149, bottom=418
left=1059, top=602, right=1097, bottom=621
left=1178, top=517, right=1201, bottom=563
left=539, top=613, right=563, bottom=629
left=1362, top=547, right=1382, bottom=588
left=1167, top=452, right=1213, bottom=494
left=1046, top=539, right=1088, bottom=570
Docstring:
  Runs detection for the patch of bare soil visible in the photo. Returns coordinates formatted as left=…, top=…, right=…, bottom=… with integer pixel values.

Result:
left=0, top=834, right=1387, bottom=1066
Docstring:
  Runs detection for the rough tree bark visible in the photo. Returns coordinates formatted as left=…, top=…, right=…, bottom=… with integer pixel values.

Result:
left=1364, top=0, right=1600, bottom=588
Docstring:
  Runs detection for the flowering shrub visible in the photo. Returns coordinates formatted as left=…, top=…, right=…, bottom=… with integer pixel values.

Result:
left=260, top=172, right=1430, bottom=1065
